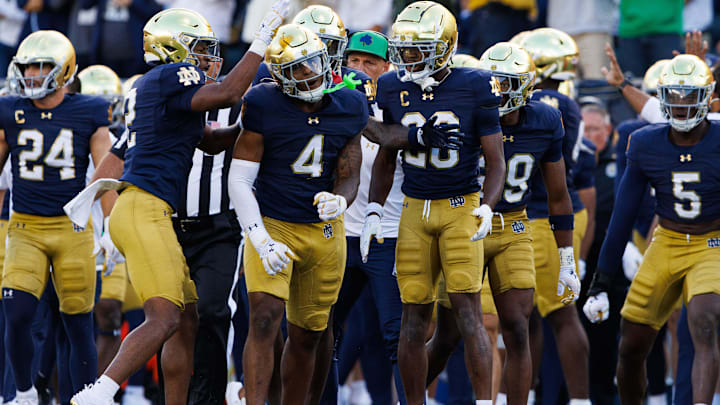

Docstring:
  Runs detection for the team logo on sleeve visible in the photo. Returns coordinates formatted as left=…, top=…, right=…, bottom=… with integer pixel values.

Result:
left=177, top=66, right=202, bottom=86
left=489, top=77, right=501, bottom=97
left=323, top=223, right=334, bottom=239
left=539, top=95, right=559, bottom=110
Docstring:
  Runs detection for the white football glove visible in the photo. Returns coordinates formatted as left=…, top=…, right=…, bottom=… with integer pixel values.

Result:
left=360, top=214, right=383, bottom=263
left=583, top=292, right=610, bottom=323
left=100, top=217, right=124, bottom=277
left=578, top=258, right=587, bottom=281
left=254, top=0, right=289, bottom=46
left=313, top=192, right=347, bottom=221
left=557, top=247, right=580, bottom=304
left=470, top=204, right=493, bottom=241
left=256, top=239, right=298, bottom=276
left=622, top=242, right=643, bottom=281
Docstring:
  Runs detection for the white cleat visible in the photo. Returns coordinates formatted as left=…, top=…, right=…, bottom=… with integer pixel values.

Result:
left=8, top=388, right=39, bottom=405
left=225, top=382, right=246, bottom=405
left=121, top=386, right=151, bottom=405
left=70, top=385, right=114, bottom=405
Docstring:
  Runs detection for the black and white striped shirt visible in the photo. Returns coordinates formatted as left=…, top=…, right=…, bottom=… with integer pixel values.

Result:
left=111, top=103, right=243, bottom=219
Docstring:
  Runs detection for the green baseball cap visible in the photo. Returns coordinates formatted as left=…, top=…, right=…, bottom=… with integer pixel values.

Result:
left=346, top=31, right=388, bottom=61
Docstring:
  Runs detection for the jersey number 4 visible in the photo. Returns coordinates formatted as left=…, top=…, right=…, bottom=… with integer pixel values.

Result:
left=401, top=112, right=460, bottom=169
left=18, top=129, right=75, bottom=181
left=292, top=135, right=324, bottom=177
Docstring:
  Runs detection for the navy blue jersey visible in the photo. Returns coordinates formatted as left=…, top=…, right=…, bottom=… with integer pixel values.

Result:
left=377, top=68, right=501, bottom=200
left=0, top=93, right=111, bottom=216
left=616, top=118, right=655, bottom=236
left=120, top=62, right=206, bottom=210
left=574, top=138, right=596, bottom=190
left=527, top=89, right=584, bottom=217
left=479, top=101, right=563, bottom=212
left=110, top=127, right=129, bottom=160
left=1, top=192, right=9, bottom=220
left=242, top=83, right=369, bottom=223
left=597, top=121, right=720, bottom=275
left=253, top=63, right=375, bottom=102
left=626, top=122, right=720, bottom=223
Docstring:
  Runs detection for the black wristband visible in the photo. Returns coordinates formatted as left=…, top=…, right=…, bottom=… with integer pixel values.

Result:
left=617, top=78, right=632, bottom=91
left=588, top=270, right=612, bottom=296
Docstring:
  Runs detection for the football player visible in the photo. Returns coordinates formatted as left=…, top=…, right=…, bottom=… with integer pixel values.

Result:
left=74, top=64, right=132, bottom=376
left=0, top=30, right=113, bottom=404
left=361, top=2, right=507, bottom=403
left=314, top=28, right=405, bottom=405
left=253, top=5, right=374, bottom=105
left=584, top=54, right=720, bottom=405
left=70, top=4, right=290, bottom=404
left=518, top=27, right=591, bottom=405
left=227, top=24, right=367, bottom=405
left=428, top=43, right=577, bottom=405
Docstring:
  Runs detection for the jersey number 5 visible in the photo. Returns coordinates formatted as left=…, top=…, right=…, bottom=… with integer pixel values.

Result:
left=401, top=111, right=460, bottom=169
left=672, top=172, right=701, bottom=219
left=18, top=129, right=75, bottom=181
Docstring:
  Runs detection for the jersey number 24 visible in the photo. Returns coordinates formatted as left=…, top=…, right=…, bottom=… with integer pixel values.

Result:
left=17, top=129, right=75, bottom=181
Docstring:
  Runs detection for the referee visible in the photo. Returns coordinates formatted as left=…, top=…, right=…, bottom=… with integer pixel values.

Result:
left=106, top=95, right=243, bottom=405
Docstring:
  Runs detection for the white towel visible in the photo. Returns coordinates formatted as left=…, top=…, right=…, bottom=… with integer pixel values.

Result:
left=63, top=179, right=127, bottom=229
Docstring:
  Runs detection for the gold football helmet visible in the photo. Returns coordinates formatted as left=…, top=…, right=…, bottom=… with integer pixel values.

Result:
left=520, top=27, right=578, bottom=83
left=266, top=24, right=331, bottom=103
left=448, top=54, right=479, bottom=68
left=657, top=54, right=714, bottom=132
left=78, top=65, right=123, bottom=125
left=9, top=30, right=77, bottom=99
left=143, top=8, right=222, bottom=80
left=509, top=30, right=531, bottom=45
left=292, top=5, right=347, bottom=75
left=642, top=59, right=671, bottom=94
left=388, top=1, right=457, bottom=83
left=477, top=42, right=535, bottom=116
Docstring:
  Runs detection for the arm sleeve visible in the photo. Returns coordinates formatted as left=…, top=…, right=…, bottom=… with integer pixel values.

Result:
left=240, top=90, right=264, bottom=134
left=228, top=159, right=272, bottom=248
left=596, top=160, right=648, bottom=276
left=615, top=130, right=629, bottom=192
left=161, top=64, right=206, bottom=112
left=640, top=97, right=667, bottom=124
left=574, top=150, right=596, bottom=190
left=109, top=128, right=129, bottom=161
left=473, top=74, right=502, bottom=136
left=541, top=114, right=564, bottom=162
left=92, top=99, right=112, bottom=130
left=561, top=100, right=582, bottom=166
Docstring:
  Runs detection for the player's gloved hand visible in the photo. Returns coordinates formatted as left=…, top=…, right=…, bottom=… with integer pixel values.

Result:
left=250, top=0, right=290, bottom=54
left=100, top=217, right=124, bottom=277
left=583, top=270, right=612, bottom=323
left=622, top=242, right=643, bottom=281
left=257, top=238, right=298, bottom=276
left=578, top=258, right=587, bottom=281
left=470, top=204, right=493, bottom=241
left=408, top=115, right=464, bottom=150
left=584, top=292, right=610, bottom=323
left=360, top=203, right=384, bottom=263
left=557, top=246, right=580, bottom=304
left=313, top=192, right=347, bottom=221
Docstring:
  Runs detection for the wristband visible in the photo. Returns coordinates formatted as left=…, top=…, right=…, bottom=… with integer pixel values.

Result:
left=558, top=246, right=574, bottom=267
left=549, top=214, right=574, bottom=231
left=407, top=126, right=425, bottom=148
left=365, top=202, right=384, bottom=218
left=617, top=78, right=632, bottom=91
